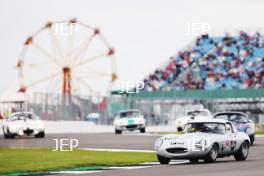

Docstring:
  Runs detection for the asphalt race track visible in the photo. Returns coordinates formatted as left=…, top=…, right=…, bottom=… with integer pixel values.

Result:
left=0, top=133, right=157, bottom=150
left=1, top=133, right=264, bottom=176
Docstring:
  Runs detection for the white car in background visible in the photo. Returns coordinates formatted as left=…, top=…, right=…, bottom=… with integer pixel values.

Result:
left=175, top=109, right=212, bottom=131
left=114, top=109, right=146, bottom=134
left=155, top=119, right=250, bottom=164
left=2, top=112, right=45, bottom=139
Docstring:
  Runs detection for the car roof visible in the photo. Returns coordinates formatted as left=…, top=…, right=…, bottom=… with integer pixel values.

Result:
left=213, top=111, right=248, bottom=117
left=119, top=109, right=140, bottom=113
left=187, top=109, right=210, bottom=112
left=11, top=112, right=34, bottom=115
left=188, top=118, right=230, bottom=124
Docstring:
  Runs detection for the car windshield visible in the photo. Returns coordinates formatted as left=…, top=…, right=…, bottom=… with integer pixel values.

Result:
left=214, top=114, right=248, bottom=123
left=10, top=113, right=39, bottom=121
left=187, top=111, right=209, bottom=117
left=184, top=122, right=226, bottom=134
left=119, top=111, right=140, bottom=118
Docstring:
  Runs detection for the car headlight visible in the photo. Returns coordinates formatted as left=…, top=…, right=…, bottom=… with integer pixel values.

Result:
left=246, top=127, right=253, bottom=134
left=155, top=138, right=163, bottom=149
left=194, top=139, right=210, bottom=150
left=117, top=121, right=124, bottom=126
left=9, top=126, right=17, bottom=131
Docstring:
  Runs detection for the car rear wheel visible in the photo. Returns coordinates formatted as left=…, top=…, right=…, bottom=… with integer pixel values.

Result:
left=204, top=144, right=218, bottom=163
left=234, top=141, right=249, bottom=161
left=115, top=129, right=122, bottom=134
left=140, top=128, right=145, bottom=133
left=157, top=154, right=171, bottom=164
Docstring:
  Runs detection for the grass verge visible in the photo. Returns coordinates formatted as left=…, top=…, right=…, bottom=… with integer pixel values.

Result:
left=0, top=148, right=157, bottom=174
left=256, top=130, right=264, bottom=135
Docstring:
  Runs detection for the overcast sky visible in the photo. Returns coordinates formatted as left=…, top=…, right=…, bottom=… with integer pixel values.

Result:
left=1, top=0, right=264, bottom=94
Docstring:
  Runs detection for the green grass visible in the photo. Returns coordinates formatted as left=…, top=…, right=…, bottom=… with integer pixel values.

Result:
left=0, top=148, right=157, bottom=174
left=256, top=130, right=264, bottom=135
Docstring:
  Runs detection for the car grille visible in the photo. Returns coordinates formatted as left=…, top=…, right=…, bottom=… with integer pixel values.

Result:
left=126, top=125, right=138, bottom=128
left=166, top=148, right=188, bottom=154
left=23, top=129, right=34, bottom=134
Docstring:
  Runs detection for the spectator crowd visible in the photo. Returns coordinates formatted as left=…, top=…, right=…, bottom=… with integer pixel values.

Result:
left=143, top=31, right=264, bottom=91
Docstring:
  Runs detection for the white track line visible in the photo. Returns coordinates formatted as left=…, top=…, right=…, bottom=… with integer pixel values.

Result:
left=51, top=170, right=103, bottom=174
left=51, top=161, right=188, bottom=175
left=80, top=148, right=156, bottom=153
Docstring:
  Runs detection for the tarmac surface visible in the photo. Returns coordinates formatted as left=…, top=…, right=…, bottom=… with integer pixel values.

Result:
left=0, top=132, right=158, bottom=150
left=1, top=133, right=264, bottom=176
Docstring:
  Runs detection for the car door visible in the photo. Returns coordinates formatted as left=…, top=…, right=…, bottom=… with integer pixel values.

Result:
left=224, top=122, right=237, bottom=155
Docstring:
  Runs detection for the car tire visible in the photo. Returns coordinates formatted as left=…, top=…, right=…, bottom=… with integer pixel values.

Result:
left=3, top=127, right=9, bottom=139
left=115, top=129, right=122, bottom=134
left=234, top=141, right=249, bottom=161
left=140, top=128, right=145, bottom=133
left=35, top=131, right=45, bottom=138
left=249, top=135, right=255, bottom=146
left=177, top=127, right=183, bottom=132
left=7, top=128, right=15, bottom=139
left=189, top=158, right=199, bottom=163
left=157, top=154, right=171, bottom=165
left=204, top=144, right=218, bottom=163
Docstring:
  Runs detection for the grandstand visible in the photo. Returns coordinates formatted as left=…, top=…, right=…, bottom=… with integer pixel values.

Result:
left=110, top=31, right=264, bottom=127
left=142, top=31, right=264, bottom=91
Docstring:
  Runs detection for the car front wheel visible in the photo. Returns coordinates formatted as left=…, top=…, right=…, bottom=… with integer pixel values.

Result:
left=204, top=144, right=218, bottom=163
left=6, top=128, right=15, bottom=139
left=234, top=141, right=249, bottom=161
left=3, top=127, right=9, bottom=139
left=140, top=128, right=145, bottom=133
left=35, top=131, right=45, bottom=138
left=115, top=129, right=122, bottom=134
left=249, top=135, right=255, bottom=146
left=157, top=154, right=171, bottom=164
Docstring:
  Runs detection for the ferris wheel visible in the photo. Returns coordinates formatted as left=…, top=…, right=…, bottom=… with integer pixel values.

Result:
left=16, top=18, right=118, bottom=97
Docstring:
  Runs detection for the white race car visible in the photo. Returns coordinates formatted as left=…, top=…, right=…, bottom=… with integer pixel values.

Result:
left=114, top=109, right=146, bottom=134
left=175, top=109, right=212, bottom=132
left=2, top=112, right=45, bottom=139
left=155, top=119, right=250, bottom=164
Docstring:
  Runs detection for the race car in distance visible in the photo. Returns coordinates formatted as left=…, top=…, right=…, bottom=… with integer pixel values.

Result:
left=2, top=112, right=45, bottom=139
left=175, top=109, right=212, bottom=132
left=213, top=111, right=255, bottom=145
left=114, top=109, right=145, bottom=134
left=155, top=119, right=250, bottom=164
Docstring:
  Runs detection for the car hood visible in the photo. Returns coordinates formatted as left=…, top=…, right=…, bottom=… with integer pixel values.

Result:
left=163, top=132, right=212, bottom=140
left=26, top=119, right=44, bottom=128
left=161, top=132, right=215, bottom=149
left=115, top=117, right=145, bottom=125
left=176, top=115, right=211, bottom=122
left=7, top=119, right=44, bottom=130
left=7, top=120, right=25, bottom=129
